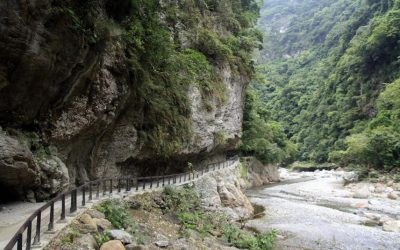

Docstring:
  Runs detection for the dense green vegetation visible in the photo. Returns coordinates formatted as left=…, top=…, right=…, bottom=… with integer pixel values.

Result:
left=241, top=88, right=297, bottom=165
left=251, top=0, right=400, bottom=171
left=96, top=199, right=147, bottom=244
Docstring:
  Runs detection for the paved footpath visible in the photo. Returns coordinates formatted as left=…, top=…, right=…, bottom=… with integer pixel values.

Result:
left=0, top=159, right=238, bottom=250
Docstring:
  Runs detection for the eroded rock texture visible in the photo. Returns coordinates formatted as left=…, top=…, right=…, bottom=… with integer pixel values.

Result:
left=0, top=1, right=247, bottom=200
left=193, top=161, right=254, bottom=220
left=0, top=133, right=39, bottom=200
left=243, top=157, right=280, bottom=188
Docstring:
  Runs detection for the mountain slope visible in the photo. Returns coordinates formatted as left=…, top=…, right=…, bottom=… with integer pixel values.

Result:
left=254, top=0, right=400, bottom=169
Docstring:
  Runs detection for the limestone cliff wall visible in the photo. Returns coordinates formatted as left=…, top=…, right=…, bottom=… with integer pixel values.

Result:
left=0, top=1, right=249, bottom=201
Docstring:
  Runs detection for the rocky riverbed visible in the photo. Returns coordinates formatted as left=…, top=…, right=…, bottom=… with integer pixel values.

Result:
left=246, top=169, right=400, bottom=250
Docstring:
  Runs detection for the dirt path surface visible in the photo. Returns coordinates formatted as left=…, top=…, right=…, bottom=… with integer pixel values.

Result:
left=246, top=169, right=400, bottom=250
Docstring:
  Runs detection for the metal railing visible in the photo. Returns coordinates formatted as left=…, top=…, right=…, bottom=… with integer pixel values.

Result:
left=4, top=156, right=238, bottom=250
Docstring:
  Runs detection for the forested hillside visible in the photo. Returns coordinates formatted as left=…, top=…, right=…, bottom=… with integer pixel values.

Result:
left=250, top=0, right=400, bottom=171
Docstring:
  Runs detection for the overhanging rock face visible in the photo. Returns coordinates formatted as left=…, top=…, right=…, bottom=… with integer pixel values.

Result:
left=0, top=1, right=249, bottom=199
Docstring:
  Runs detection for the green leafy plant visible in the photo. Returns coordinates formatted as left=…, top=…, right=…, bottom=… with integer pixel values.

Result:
left=162, top=185, right=201, bottom=212
left=94, top=232, right=111, bottom=247
left=178, top=212, right=214, bottom=236
left=97, top=199, right=131, bottom=229
left=60, top=226, right=81, bottom=245
left=223, top=224, right=277, bottom=250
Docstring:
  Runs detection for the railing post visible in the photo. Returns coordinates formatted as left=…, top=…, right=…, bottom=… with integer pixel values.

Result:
left=74, top=190, right=77, bottom=211
left=89, top=184, right=93, bottom=201
left=179, top=175, right=182, bottom=183
left=142, top=179, right=146, bottom=190
left=168, top=177, right=171, bottom=185
left=70, top=191, right=74, bottom=213
left=150, top=178, right=153, bottom=189
left=103, top=180, right=106, bottom=195
left=162, top=176, right=165, bottom=186
left=95, top=182, right=99, bottom=198
left=118, top=179, right=121, bottom=193
left=136, top=178, right=139, bottom=191
left=32, top=211, right=41, bottom=246
left=70, top=190, right=77, bottom=213
left=27, top=221, right=32, bottom=249
left=82, top=187, right=86, bottom=207
left=48, top=202, right=55, bottom=232
left=17, top=233, right=22, bottom=250
left=110, top=179, right=113, bottom=194
left=173, top=176, right=176, bottom=184
left=157, top=177, right=160, bottom=188
left=61, top=194, right=66, bottom=221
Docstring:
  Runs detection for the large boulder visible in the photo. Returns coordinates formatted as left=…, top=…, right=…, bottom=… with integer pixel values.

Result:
left=94, top=218, right=113, bottom=232
left=383, top=220, right=400, bottom=233
left=343, top=172, right=359, bottom=183
left=217, top=182, right=254, bottom=219
left=0, top=133, right=40, bottom=199
left=193, top=162, right=254, bottom=219
left=100, top=240, right=126, bottom=250
left=353, top=187, right=370, bottom=199
left=86, top=209, right=106, bottom=219
left=244, top=157, right=280, bottom=187
left=35, top=154, right=69, bottom=200
left=73, top=234, right=98, bottom=250
left=108, top=229, right=134, bottom=244
left=76, top=214, right=98, bottom=233
left=388, top=192, right=399, bottom=200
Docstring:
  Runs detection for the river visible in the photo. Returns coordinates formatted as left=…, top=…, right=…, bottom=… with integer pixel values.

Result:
left=246, top=169, right=400, bottom=250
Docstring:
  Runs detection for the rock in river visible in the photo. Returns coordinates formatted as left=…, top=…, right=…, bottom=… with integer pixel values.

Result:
left=382, top=220, right=400, bottom=233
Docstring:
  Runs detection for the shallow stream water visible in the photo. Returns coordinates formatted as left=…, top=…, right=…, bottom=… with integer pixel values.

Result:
left=245, top=169, right=400, bottom=250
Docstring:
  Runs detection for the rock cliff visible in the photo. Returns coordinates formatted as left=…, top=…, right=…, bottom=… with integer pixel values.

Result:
left=193, top=159, right=280, bottom=220
left=0, top=0, right=259, bottom=201
left=242, top=157, right=280, bottom=188
left=193, top=161, right=254, bottom=220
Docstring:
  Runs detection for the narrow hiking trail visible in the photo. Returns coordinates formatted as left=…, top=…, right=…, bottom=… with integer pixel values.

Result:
left=246, top=169, right=400, bottom=250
